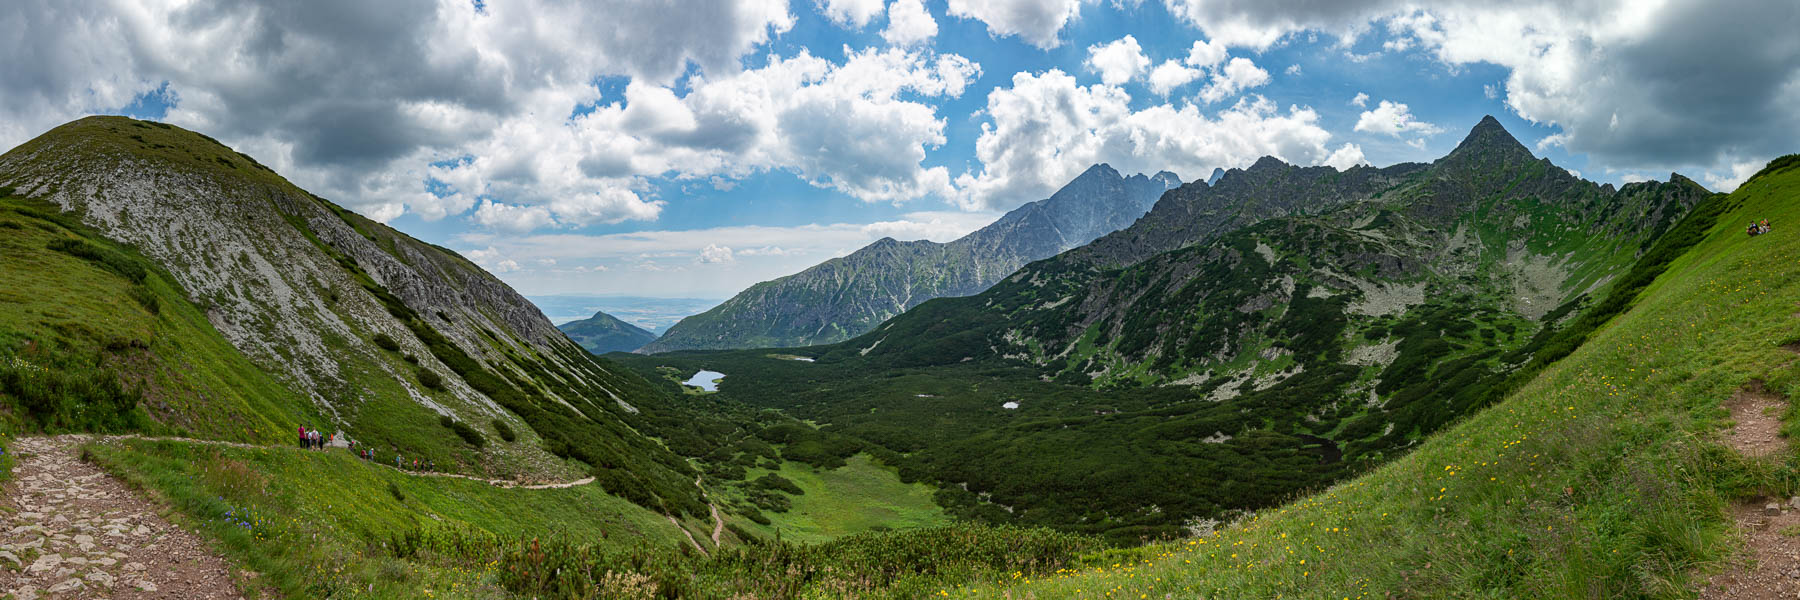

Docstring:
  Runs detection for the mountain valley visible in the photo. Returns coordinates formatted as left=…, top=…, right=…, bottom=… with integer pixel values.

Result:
left=3, top=115, right=1798, bottom=599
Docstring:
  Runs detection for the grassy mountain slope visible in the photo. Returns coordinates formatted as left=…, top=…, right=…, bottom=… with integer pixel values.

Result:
left=615, top=117, right=1710, bottom=542
left=0, top=192, right=320, bottom=441
left=943, top=153, right=1800, bottom=599
left=0, top=116, right=703, bottom=516
left=640, top=165, right=1179, bottom=352
left=558, top=310, right=657, bottom=354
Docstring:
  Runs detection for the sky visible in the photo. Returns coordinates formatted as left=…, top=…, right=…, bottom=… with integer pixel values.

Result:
left=5, top=0, right=1797, bottom=299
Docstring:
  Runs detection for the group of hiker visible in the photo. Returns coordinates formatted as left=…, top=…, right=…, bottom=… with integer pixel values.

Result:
left=297, top=426, right=333, bottom=449
left=1748, top=219, right=1773, bottom=236
left=301, top=425, right=438, bottom=473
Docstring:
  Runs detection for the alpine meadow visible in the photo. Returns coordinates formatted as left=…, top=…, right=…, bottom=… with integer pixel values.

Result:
left=3, top=1, right=1799, bottom=599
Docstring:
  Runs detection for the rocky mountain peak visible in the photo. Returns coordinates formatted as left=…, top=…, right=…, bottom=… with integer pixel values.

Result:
left=1248, top=156, right=1289, bottom=172
left=1206, top=168, right=1226, bottom=186
left=1077, top=163, right=1123, bottom=181
left=1152, top=170, right=1183, bottom=188
left=1443, top=115, right=1534, bottom=167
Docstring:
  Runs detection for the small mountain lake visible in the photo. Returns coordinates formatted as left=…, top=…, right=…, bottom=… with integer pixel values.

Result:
left=684, top=370, right=725, bottom=391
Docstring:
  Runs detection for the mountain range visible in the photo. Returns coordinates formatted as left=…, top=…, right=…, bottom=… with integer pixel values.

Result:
left=637, top=164, right=1181, bottom=353
left=616, top=116, right=1713, bottom=539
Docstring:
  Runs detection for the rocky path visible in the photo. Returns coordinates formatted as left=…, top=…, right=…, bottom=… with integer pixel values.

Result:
left=1700, top=376, right=1798, bottom=600
left=0, top=436, right=244, bottom=600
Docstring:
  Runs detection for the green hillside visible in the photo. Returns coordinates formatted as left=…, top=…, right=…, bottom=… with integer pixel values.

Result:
left=558, top=309, right=657, bottom=354
left=937, top=154, right=1800, bottom=597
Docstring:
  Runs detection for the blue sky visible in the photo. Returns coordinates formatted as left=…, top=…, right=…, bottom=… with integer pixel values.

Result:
left=8, top=0, right=1797, bottom=298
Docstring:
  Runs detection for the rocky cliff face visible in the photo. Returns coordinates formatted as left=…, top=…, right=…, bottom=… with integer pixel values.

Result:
left=640, top=164, right=1181, bottom=352
left=0, top=117, right=702, bottom=512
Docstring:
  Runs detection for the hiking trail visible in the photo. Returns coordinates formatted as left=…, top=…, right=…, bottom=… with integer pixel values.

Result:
left=1699, top=364, right=1800, bottom=599
left=7, top=434, right=732, bottom=565
left=0, top=436, right=245, bottom=600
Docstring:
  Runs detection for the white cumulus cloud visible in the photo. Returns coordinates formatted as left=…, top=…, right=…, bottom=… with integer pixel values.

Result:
left=946, top=0, right=1090, bottom=49
left=954, top=69, right=1348, bottom=211
left=429, top=46, right=981, bottom=233
left=1085, top=35, right=1151, bottom=86
left=883, top=0, right=939, bottom=46
left=1184, top=39, right=1229, bottom=68
left=817, top=0, right=885, bottom=28
left=1148, top=60, right=1204, bottom=96
left=697, top=244, right=736, bottom=264
left=1353, top=100, right=1444, bottom=138
left=1198, top=57, right=1271, bottom=103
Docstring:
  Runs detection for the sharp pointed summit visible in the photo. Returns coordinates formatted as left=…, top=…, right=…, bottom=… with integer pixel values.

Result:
left=1443, top=115, right=1535, bottom=167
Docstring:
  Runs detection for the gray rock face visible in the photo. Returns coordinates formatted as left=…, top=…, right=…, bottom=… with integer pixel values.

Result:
left=0, top=116, right=659, bottom=479
left=641, top=164, right=1183, bottom=352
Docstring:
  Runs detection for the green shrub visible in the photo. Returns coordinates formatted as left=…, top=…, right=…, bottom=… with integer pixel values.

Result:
left=47, top=238, right=147, bottom=283
left=439, top=415, right=485, bottom=448
left=751, top=473, right=803, bottom=495
left=387, top=481, right=405, bottom=502
left=493, top=419, right=517, bottom=442
left=416, top=368, right=443, bottom=391
left=372, top=333, right=400, bottom=351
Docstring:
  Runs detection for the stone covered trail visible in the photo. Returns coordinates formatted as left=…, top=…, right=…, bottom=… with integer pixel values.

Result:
left=1, top=436, right=244, bottom=600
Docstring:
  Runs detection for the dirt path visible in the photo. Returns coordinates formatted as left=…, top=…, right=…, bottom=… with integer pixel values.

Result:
left=710, top=502, right=724, bottom=545
left=93, top=434, right=595, bottom=489
left=662, top=476, right=728, bottom=554
left=1723, top=381, right=1788, bottom=458
left=0, top=436, right=244, bottom=600
left=1699, top=379, right=1797, bottom=600
left=698, top=476, right=724, bottom=545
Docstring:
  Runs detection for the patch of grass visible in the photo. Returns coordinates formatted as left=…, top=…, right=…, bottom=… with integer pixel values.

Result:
left=725, top=454, right=950, bottom=544
left=0, top=348, right=155, bottom=433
